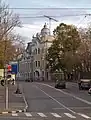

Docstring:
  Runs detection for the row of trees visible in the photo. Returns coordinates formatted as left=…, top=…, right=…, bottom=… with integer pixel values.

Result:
left=46, top=23, right=91, bottom=80
left=0, top=0, right=25, bottom=68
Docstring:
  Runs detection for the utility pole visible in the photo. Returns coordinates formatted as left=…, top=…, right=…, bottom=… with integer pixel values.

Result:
left=3, top=35, right=8, bottom=109
left=3, top=12, right=9, bottom=110
left=44, top=15, right=58, bottom=35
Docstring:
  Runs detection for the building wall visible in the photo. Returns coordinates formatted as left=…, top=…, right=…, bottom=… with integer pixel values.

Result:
left=19, top=58, right=32, bottom=80
left=32, top=41, right=53, bottom=81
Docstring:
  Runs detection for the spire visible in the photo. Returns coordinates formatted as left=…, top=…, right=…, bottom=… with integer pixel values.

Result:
left=41, top=23, right=50, bottom=36
left=44, top=23, right=47, bottom=28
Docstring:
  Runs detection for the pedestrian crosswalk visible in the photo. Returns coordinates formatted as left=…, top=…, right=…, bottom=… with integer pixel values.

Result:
left=78, top=113, right=91, bottom=119
left=24, top=112, right=32, bottom=117
left=64, top=113, right=76, bottom=118
left=51, top=113, right=61, bottom=118
left=2, top=112, right=91, bottom=119
left=37, top=113, right=47, bottom=117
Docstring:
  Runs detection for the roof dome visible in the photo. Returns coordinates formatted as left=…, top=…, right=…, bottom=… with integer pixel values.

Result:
left=41, top=23, right=50, bottom=36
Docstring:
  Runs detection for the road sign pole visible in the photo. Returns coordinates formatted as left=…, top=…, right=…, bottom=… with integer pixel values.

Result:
left=5, top=84, right=8, bottom=109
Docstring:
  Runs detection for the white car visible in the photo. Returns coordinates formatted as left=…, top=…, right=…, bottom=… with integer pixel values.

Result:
left=7, top=74, right=15, bottom=85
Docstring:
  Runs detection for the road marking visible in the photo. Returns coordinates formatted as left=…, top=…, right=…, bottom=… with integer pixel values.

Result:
left=78, top=113, right=91, bottom=119
left=38, top=83, right=91, bottom=105
left=51, top=113, right=61, bottom=118
left=37, top=113, right=47, bottom=117
left=24, top=112, right=32, bottom=117
left=20, top=84, right=28, bottom=110
left=34, top=85, right=76, bottom=114
left=64, top=113, right=76, bottom=118
left=12, top=113, right=18, bottom=116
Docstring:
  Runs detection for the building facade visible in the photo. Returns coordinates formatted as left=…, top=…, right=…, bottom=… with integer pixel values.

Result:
left=19, top=23, right=54, bottom=81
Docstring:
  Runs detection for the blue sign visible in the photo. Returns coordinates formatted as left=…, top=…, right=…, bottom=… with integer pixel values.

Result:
left=11, top=64, right=18, bottom=74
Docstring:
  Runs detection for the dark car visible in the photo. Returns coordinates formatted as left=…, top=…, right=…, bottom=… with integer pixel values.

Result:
left=78, top=79, right=91, bottom=90
left=55, top=80, right=66, bottom=89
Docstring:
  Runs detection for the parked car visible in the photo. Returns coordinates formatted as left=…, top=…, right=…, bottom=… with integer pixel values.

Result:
left=78, top=79, right=91, bottom=90
left=78, top=72, right=91, bottom=90
left=55, top=80, right=66, bottom=89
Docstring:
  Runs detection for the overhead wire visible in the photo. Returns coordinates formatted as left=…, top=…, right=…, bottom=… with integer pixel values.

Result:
left=18, top=14, right=91, bottom=19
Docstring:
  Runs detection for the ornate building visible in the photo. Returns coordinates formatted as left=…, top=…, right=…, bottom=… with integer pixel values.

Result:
left=19, top=23, right=54, bottom=81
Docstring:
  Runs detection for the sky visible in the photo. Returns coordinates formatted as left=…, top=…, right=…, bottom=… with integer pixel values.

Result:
left=5, top=0, right=91, bottom=43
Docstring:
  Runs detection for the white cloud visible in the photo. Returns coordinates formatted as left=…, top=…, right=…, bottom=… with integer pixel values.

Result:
left=14, top=16, right=90, bottom=43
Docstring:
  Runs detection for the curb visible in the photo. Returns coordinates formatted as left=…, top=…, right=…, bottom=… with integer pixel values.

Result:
left=20, top=84, right=28, bottom=112
left=0, top=102, right=27, bottom=115
left=0, top=108, right=26, bottom=114
left=0, top=103, right=27, bottom=115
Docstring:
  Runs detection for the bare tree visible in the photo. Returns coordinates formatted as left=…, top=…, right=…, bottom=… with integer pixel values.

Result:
left=0, top=0, right=25, bottom=68
left=0, top=0, right=21, bottom=40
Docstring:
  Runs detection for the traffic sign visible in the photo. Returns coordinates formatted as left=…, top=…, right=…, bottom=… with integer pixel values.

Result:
left=11, top=64, right=18, bottom=74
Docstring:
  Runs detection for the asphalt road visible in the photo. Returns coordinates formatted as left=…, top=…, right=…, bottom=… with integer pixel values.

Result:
left=0, top=81, right=91, bottom=120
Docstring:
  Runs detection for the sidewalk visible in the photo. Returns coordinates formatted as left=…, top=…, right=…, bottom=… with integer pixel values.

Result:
left=0, top=83, right=26, bottom=112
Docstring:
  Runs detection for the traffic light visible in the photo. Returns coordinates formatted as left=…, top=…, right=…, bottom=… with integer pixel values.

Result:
left=7, top=65, right=12, bottom=71
left=7, top=65, right=12, bottom=72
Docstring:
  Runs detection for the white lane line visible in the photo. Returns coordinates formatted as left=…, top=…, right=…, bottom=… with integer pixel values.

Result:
left=37, top=113, right=47, bottom=117
left=12, top=113, right=18, bottom=116
left=24, top=112, right=32, bottom=117
left=78, top=113, right=91, bottom=119
left=64, top=113, right=76, bottom=118
left=34, top=85, right=76, bottom=114
left=38, top=83, right=91, bottom=105
left=51, top=113, right=61, bottom=118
